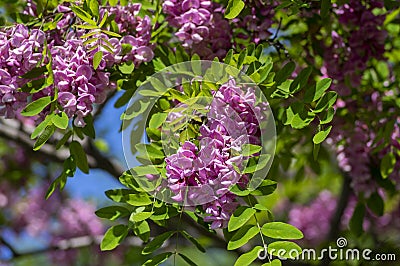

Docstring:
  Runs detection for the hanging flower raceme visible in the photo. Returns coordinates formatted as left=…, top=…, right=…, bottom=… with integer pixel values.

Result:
left=0, top=1, right=154, bottom=127
left=164, top=79, right=262, bottom=229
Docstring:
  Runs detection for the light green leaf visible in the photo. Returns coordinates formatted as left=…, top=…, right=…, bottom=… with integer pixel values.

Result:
left=93, top=51, right=103, bottom=70
left=262, top=259, right=282, bottom=266
left=143, top=252, right=173, bottom=266
left=234, top=246, right=264, bottom=266
left=130, top=211, right=153, bottom=222
left=313, top=126, right=332, bottom=144
left=52, top=112, right=69, bottom=129
left=225, top=0, right=245, bottom=19
left=228, top=225, right=259, bottom=250
left=70, top=5, right=97, bottom=26
left=100, top=224, right=129, bottom=251
left=21, top=96, right=52, bottom=116
left=31, top=114, right=53, bottom=139
left=228, top=206, right=256, bottom=232
left=315, top=78, right=332, bottom=100
left=149, top=113, right=168, bottom=129
left=242, top=144, right=262, bottom=156
left=261, top=222, right=303, bottom=240
left=268, top=241, right=302, bottom=259
left=181, top=231, right=206, bottom=253
left=381, top=152, right=396, bottom=179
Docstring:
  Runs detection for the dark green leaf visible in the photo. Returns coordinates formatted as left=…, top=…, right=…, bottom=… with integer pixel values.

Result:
left=350, top=203, right=365, bottom=237
left=142, top=231, right=175, bottom=255
left=181, top=231, right=206, bottom=253
left=69, top=141, right=89, bottom=174
left=143, top=252, right=173, bottom=266
left=367, top=192, right=384, bottom=216
left=275, top=61, right=295, bottom=86
left=33, top=125, right=55, bottom=151
left=95, top=206, right=130, bottom=220
left=314, top=91, right=337, bottom=113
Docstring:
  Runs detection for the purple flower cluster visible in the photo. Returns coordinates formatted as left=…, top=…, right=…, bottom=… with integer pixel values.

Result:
left=234, top=0, right=276, bottom=45
left=0, top=25, right=44, bottom=118
left=165, top=80, right=262, bottom=229
left=0, top=2, right=154, bottom=127
left=329, top=92, right=400, bottom=195
left=288, top=190, right=337, bottom=245
left=322, top=0, right=387, bottom=95
left=163, top=0, right=232, bottom=59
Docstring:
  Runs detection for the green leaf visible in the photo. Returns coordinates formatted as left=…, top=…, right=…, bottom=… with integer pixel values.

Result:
left=380, top=152, right=396, bottom=179
left=100, top=224, right=129, bottom=251
left=31, top=114, right=53, bottom=139
left=321, top=0, right=331, bottom=18
left=149, top=113, right=168, bottom=129
left=268, top=241, right=302, bottom=259
left=143, top=252, right=173, bottom=266
left=88, top=0, right=99, bottom=18
left=69, top=141, right=89, bottom=174
left=181, top=231, right=206, bottom=253
left=315, top=78, right=332, bottom=99
left=56, top=130, right=73, bottom=150
left=275, top=61, right=295, bottom=86
left=225, top=0, right=245, bottom=19
left=228, top=206, right=256, bottom=232
left=243, top=154, right=271, bottom=174
left=241, top=144, right=262, bottom=156
left=93, top=51, right=103, bottom=70
left=52, top=112, right=69, bottom=129
left=234, top=246, right=264, bottom=266
left=142, top=231, right=175, bottom=255
left=250, top=179, right=277, bottom=196
left=102, top=30, right=122, bottom=38
left=95, top=206, right=130, bottom=220
left=98, top=11, right=108, bottom=27
left=367, top=192, right=384, bottom=216
left=228, top=225, right=259, bottom=250
left=313, top=126, right=332, bottom=144
left=314, top=91, right=337, bottom=113
left=178, top=253, right=198, bottom=266
left=33, top=125, right=55, bottom=151
left=108, top=0, right=118, bottom=6
left=261, top=222, right=303, bottom=240
left=130, top=211, right=153, bottom=222
left=350, top=203, right=365, bottom=237
left=21, top=96, right=52, bottom=116
left=289, top=67, right=312, bottom=93
left=119, top=62, right=135, bottom=74
left=133, top=220, right=150, bottom=242
left=320, top=107, right=335, bottom=125
left=70, top=5, right=97, bottom=26
left=21, top=66, right=47, bottom=79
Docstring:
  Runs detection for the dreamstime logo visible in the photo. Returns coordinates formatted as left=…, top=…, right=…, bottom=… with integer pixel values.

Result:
left=257, top=237, right=397, bottom=262
left=121, top=60, right=277, bottom=206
